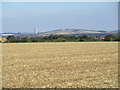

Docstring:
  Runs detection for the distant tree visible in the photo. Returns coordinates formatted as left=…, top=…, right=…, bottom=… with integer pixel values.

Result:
left=54, top=38, right=66, bottom=42
left=79, top=39, right=87, bottom=42
left=117, top=35, right=120, bottom=41
left=104, top=35, right=115, bottom=41
left=79, top=35, right=89, bottom=41
left=82, top=35, right=89, bottom=39
left=6, top=35, right=16, bottom=42
left=7, top=35, right=15, bottom=40
left=5, top=34, right=119, bottom=43
left=21, top=37, right=30, bottom=42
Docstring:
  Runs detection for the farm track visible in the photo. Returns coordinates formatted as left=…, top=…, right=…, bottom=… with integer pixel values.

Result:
left=2, top=42, right=118, bottom=88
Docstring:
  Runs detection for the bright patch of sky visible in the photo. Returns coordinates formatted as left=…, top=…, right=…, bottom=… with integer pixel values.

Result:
left=2, top=2, right=118, bottom=33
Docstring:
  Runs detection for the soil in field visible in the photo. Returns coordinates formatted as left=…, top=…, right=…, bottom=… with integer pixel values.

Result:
left=2, top=42, right=118, bottom=88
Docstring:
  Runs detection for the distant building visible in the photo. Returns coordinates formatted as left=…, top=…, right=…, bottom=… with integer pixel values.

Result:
left=0, top=34, right=14, bottom=36
left=94, top=36, right=105, bottom=40
left=0, top=33, right=14, bottom=38
left=1, top=34, right=14, bottom=36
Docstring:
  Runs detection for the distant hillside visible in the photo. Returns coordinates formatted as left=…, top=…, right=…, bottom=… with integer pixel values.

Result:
left=2, top=29, right=118, bottom=38
left=40, top=29, right=117, bottom=36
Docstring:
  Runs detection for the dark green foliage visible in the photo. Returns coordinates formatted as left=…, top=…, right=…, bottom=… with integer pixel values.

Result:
left=51, top=38, right=66, bottom=42
left=5, top=34, right=120, bottom=43
left=104, top=35, right=119, bottom=41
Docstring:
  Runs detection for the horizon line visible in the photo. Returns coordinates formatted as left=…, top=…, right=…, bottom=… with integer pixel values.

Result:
left=1, top=29, right=118, bottom=33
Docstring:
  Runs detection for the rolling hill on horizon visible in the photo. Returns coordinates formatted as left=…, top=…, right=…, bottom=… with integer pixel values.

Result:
left=40, top=29, right=118, bottom=36
left=1, top=29, right=118, bottom=38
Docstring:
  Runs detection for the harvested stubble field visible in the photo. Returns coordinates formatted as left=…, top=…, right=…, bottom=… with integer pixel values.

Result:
left=2, top=42, right=118, bottom=88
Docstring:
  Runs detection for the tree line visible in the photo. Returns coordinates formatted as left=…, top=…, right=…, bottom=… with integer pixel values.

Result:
left=4, top=34, right=120, bottom=43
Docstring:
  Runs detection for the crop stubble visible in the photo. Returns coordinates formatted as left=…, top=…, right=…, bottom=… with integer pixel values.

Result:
left=2, top=42, right=118, bottom=88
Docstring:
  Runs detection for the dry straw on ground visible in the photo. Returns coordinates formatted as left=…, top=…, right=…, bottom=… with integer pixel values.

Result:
left=2, top=42, right=118, bottom=88
left=0, top=43, right=2, bottom=89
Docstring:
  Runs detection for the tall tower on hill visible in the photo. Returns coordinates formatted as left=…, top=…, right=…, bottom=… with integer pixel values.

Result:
left=34, top=28, right=38, bottom=34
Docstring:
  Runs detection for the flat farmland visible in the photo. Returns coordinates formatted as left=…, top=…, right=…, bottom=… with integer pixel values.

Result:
left=2, top=42, right=118, bottom=88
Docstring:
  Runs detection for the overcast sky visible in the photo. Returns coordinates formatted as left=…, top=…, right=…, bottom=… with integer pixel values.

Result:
left=2, top=2, right=118, bottom=33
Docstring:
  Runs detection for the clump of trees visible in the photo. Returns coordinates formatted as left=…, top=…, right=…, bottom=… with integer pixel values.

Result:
left=5, top=34, right=120, bottom=43
left=104, top=35, right=120, bottom=41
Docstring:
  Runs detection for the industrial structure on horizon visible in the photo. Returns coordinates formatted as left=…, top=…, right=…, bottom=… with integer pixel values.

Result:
left=34, top=28, right=38, bottom=34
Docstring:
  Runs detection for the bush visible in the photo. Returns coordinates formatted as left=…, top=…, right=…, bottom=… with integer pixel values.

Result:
left=54, top=38, right=66, bottom=42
